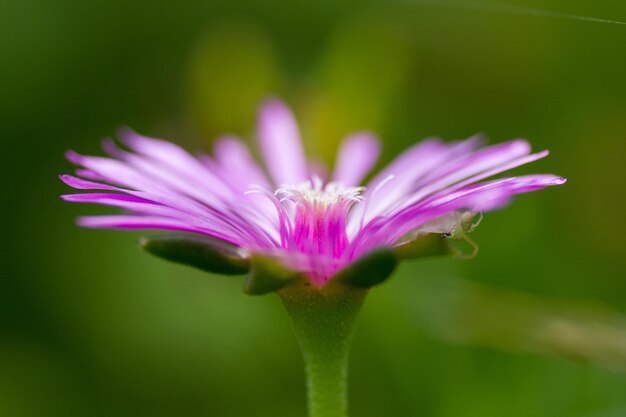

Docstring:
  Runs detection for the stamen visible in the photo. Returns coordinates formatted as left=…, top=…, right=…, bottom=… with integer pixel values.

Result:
left=271, top=178, right=365, bottom=284
left=275, top=177, right=364, bottom=206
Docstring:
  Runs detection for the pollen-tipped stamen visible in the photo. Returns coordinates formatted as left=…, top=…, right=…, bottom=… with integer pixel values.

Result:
left=273, top=178, right=365, bottom=284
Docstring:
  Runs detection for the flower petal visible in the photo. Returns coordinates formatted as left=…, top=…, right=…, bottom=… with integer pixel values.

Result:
left=213, top=135, right=271, bottom=191
left=77, top=215, right=240, bottom=244
left=63, top=193, right=260, bottom=244
left=115, top=131, right=235, bottom=204
left=332, top=132, right=381, bottom=186
left=400, top=141, right=544, bottom=208
left=355, top=174, right=566, bottom=253
left=63, top=151, right=280, bottom=248
left=257, top=99, right=308, bottom=185
left=59, top=174, right=119, bottom=191
left=61, top=174, right=219, bottom=219
left=349, top=136, right=482, bottom=232
left=414, top=139, right=531, bottom=192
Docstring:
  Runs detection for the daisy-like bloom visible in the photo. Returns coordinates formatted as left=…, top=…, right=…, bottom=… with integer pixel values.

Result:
left=61, top=98, right=565, bottom=288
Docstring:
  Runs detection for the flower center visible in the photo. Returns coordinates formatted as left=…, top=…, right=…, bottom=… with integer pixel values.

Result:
left=274, top=178, right=364, bottom=280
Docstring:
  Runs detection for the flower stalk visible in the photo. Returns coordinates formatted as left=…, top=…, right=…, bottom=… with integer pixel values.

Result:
left=279, top=282, right=367, bottom=417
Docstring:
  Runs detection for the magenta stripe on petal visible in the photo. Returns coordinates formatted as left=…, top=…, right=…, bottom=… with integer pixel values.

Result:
left=76, top=215, right=242, bottom=245
left=61, top=193, right=153, bottom=204
left=59, top=174, right=119, bottom=191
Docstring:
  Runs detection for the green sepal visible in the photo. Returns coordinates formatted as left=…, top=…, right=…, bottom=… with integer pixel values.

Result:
left=139, top=234, right=249, bottom=275
left=243, top=255, right=301, bottom=295
left=393, top=233, right=455, bottom=260
left=331, top=248, right=398, bottom=289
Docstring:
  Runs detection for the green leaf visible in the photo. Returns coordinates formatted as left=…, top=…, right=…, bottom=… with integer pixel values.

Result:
left=393, top=233, right=455, bottom=260
left=331, top=249, right=397, bottom=289
left=139, top=234, right=249, bottom=275
left=243, top=255, right=300, bottom=295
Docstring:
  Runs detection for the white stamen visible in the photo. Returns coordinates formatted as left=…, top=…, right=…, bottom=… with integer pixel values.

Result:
left=275, top=177, right=365, bottom=206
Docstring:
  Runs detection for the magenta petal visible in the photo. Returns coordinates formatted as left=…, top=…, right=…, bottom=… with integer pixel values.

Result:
left=422, top=174, right=566, bottom=214
left=62, top=193, right=249, bottom=238
left=61, top=193, right=152, bottom=204
left=63, top=164, right=277, bottom=247
left=59, top=174, right=119, bottom=191
left=412, top=140, right=529, bottom=193
left=362, top=174, right=566, bottom=250
left=61, top=173, right=218, bottom=219
left=332, top=132, right=380, bottom=186
left=76, top=215, right=241, bottom=245
left=351, top=136, right=482, bottom=228
left=257, top=99, right=308, bottom=185
left=213, top=135, right=271, bottom=190
left=62, top=193, right=177, bottom=216
left=449, top=150, right=551, bottom=192
left=119, top=128, right=202, bottom=170
left=428, top=175, right=566, bottom=209
left=401, top=146, right=549, bottom=209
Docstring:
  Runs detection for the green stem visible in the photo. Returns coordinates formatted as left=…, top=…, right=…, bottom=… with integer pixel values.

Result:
left=279, top=283, right=367, bottom=417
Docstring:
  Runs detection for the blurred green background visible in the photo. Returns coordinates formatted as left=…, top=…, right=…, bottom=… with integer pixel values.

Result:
left=2, top=0, right=626, bottom=416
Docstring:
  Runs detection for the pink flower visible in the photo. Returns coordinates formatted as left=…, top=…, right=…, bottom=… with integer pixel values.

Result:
left=61, top=98, right=565, bottom=287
